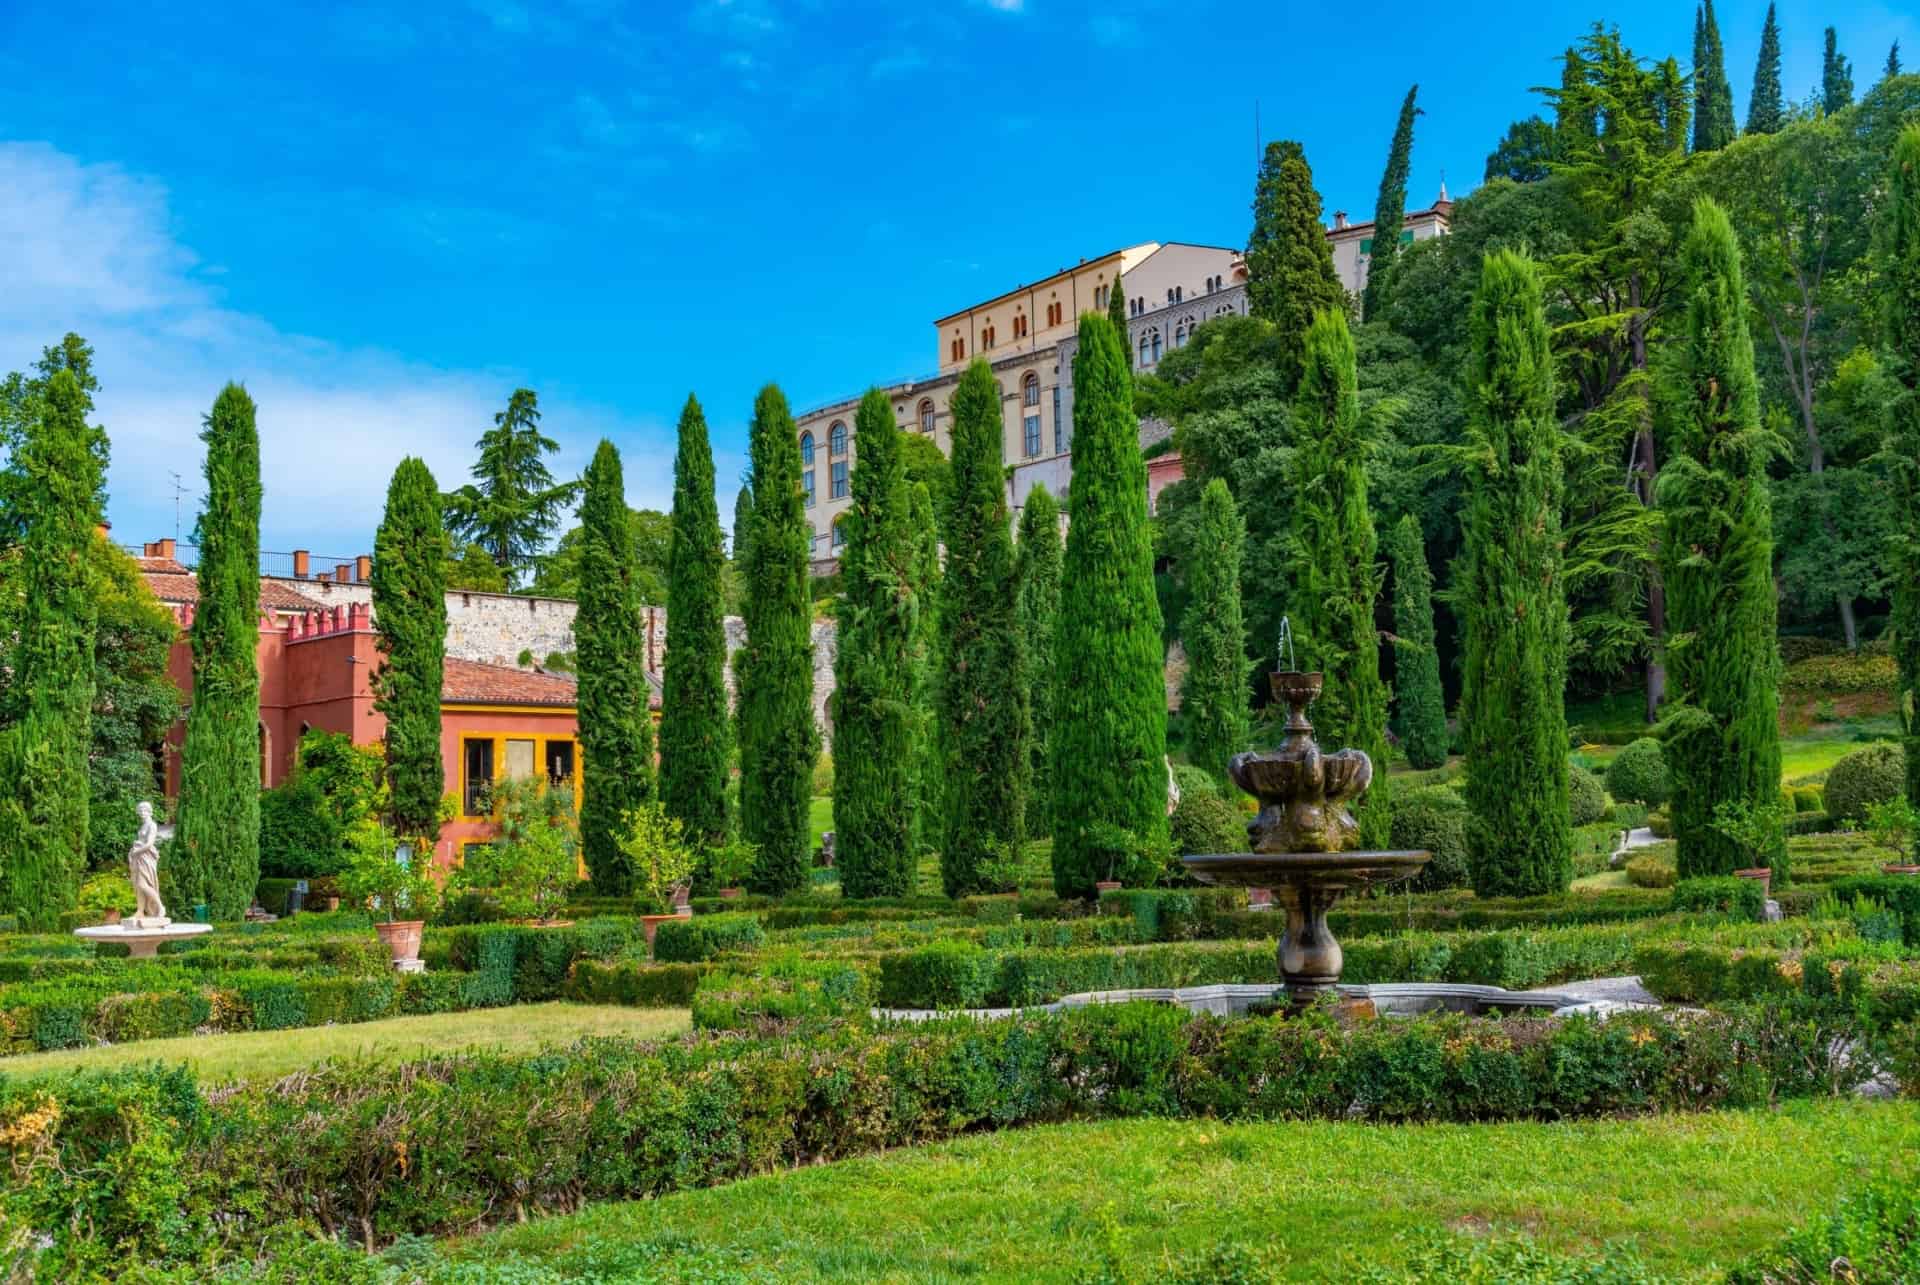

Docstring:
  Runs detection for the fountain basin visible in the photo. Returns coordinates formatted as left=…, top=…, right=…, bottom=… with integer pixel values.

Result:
left=74, top=920, right=212, bottom=958
left=1183, top=850, right=1428, bottom=1003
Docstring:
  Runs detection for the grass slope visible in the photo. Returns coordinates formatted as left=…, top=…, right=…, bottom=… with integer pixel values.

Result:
left=448, top=1101, right=1917, bottom=1282
left=0, top=1002, right=688, bottom=1084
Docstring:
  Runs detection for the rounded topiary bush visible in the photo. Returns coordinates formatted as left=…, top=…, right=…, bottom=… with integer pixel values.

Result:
left=1171, top=763, right=1224, bottom=804
left=1568, top=763, right=1610, bottom=826
left=1604, top=737, right=1671, bottom=807
left=1824, top=742, right=1907, bottom=825
left=1389, top=785, right=1469, bottom=890
left=1171, top=790, right=1246, bottom=856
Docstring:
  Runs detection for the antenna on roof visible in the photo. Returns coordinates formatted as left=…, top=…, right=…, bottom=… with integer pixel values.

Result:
left=168, top=471, right=189, bottom=542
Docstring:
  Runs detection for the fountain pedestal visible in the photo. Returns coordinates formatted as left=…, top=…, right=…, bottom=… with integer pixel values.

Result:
left=74, top=919, right=213, bottom=958
left=1182, top=672, right=1427, bottom=1006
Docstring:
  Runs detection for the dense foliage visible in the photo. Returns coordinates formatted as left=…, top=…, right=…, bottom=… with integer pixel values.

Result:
left=1015, top=484, right=1062, bottom=834
left=939, top=361, right=1027, bottom=896
left=1181, top=479, right=1248, bottom=783
left=371, top=457, right=448, bottom=839
left=907, top=480, right=944, bottom=858
left=575, top=441, right=654, bottom=893
left=1457, top=252, right=1571, bottom=897
left=1889, top=127, right=1920, bottom=823
left=1825, top=743, right=1907, bottom=825
left=1387, top=514, right=1447, bottom=770
left=1360, top=84, right=1420, bottom=321
left=1245, top=140, right=1345, bottom=391
left=658, top=395, right=732, bottom=855
left=175, top=384, right=263, bottom=921
left=737, top=385, right=818, bottom=894
left=835, top=389, right=919, bottom=898
left=1052, top=316, right=1169, bottom=897
left=1606, top=737, right=1673, bottom=807
left=442, top=388, right=576, bottom=589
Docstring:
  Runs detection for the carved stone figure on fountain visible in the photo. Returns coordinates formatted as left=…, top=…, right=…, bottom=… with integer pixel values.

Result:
left=1230, top=671, right=1373, bottom=854
left=126, top=800, right=170, bottom=927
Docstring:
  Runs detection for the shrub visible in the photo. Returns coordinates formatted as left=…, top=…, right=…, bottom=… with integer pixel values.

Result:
left=1647, top=809, right=1673, bottom=839
left=616, top=801, right=697, bottom=913
left=337, top=816, right=439, bottom=924
left=1728, top=1179, right=1920, bottom=1285
left=1780, top=650, right=1899, bottom=695
left=1389, top=786, right=1471, bottom=891
left=1604, top=737, right=1671, bottom=806
left=562, top=960, right=706, bottom=1006
left=1566, top=764, right=1609, bottom=826
left=1626, top=853, right=1676, bottom=889
left=1670, top=876, right=1766, bottom=922
left=1171, top=763, right=1224, bottom=803
left=455, top=777, right=579, bottom=921
left=1170, top=790, right=1246, bottom=858
left=651, top=912, right=766, bottom=963
left=1824, top=742, right=1907, bottom=825
left=876, top=939, right=995, bottom=1008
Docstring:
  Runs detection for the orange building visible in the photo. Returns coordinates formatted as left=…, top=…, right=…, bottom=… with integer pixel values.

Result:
left=138, top=541, right=604, bottom=871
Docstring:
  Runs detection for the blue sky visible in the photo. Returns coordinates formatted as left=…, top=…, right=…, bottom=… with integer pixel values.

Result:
left=2, top=0, right=1912, bottom=557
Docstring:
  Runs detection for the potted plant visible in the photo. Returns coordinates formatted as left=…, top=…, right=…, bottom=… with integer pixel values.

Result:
left=77, top=872, right=137, bottom=926
left=617, top=802, right=697, bottom=950
left=1709, top=797, right=1790, bottom=897
left=1867, top=797, right=1919, bottom=875
left=340, top=816, right=441, bottom=966
left=453, top=777, right=578, bottom=923
left=704, top=835, right=757, bottom=900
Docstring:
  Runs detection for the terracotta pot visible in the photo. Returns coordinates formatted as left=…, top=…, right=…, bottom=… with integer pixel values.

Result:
left=1883, top=864, right=1920, bottom=877
left=639, top=912, right=680, bottom=951
left=1247, top=888, right=1274, bottom=910
left=374, top=919, right=425, bottom=965
left=1094, top=880, right=1123, bottom=894
left=102, top=909, right=122, bottom=925
left=320, top=895, right=341, bottom=913
left=1733, top=867, right=1772, bottom=896
left=718, top=887, right=744, bottom=900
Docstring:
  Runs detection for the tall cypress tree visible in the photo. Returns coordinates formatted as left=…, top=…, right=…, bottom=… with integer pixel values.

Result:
left=1885, top=127, right=1920, bottom=830
left=1052, top=314, right=1168, bottom=898
left=1693, top=0, right=1737, bottom=152
left=371, top=458, right=447, bottom=842
left=660, top=395, right=732, bottom=855
left=1459, top=251, right=1572, bottom=898
left=938, top=361, right=1027, bottom=896
left=834, top=389, right=918, bottom=897
left=1822, top=27, right=1855, bottom=114
left=576, top=440, right=653, bottom=893
left=1388, top=514, right=1448, bottom=771
left=175, top=384, right=263, bottom=919
left=1290, top=309, right=1390, bottom=847
left=1182, top=479, right=1249, bottom=783
left=907, top=480, right=945, bottom=858
left=1890, top=43, right=1903, bottom=81
left=1658, top=199, right=1783, bottom=879
left=0, top=369, right=101, bottom=929
left=731, top=484, right=754, bottom=565
left=1015, top=484, right=1063, bottom=832
left=737, top=385, right=817, bottom=894
left=1245, top=139, right=1345, bottom=390
left=1108, top=275, right=1130, bottom=368
left=1361, top=84, right=1421, bottom=321
left=1746, top=3, right=1785, bottom=136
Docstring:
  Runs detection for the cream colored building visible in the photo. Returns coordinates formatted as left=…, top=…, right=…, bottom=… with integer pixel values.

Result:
left=1327, top=183, right=1453, bottom=297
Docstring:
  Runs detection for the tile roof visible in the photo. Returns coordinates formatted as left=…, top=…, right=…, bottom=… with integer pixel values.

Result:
left=139, top=565, right=328, bottom=614
left=441, top=657, right=583, bottom=708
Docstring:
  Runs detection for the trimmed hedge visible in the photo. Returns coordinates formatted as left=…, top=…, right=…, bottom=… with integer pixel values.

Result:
left=1671, top=876, right=1767, bottom=922
left=1604, top=737, right=1671, bottom=806
left=562, top=960, right=707, bottom=1006
left=652, top=913, right=767, bottom=963
left=0, top=1001, right=1881, bottom=1275
left=1825, top=743, right=1907, bottom=825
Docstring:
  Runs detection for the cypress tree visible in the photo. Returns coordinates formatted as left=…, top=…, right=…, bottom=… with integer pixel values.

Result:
left=1889, top=43, right=1903, bottom=82
left=1654, top=57, right=1692, bottom=155
left=1015, top=484, right=1063, bottom=832
left=1458, top=251, right=1572, bottom=898
left=1746, top=3, right=1785, bottom=136
left=371, top=458, right=447, bottom=842
left=737, top=384, right=817, bottom=894
left=1388, top=514, right=1448, bottom=772
left=1659, top=200, right=1783, bottom=879
left=1245, top=139, right=1345, bottom=391
left=1290, top=309, right=1390, bottom=848
left=907, top=480, right=945, bottom=858
left=659, top=395, right=732, bottom=855
left=1182, top=479, right=1249, bottom=784
left=175, top=384, right=263, bottom=920
left=1360, top=84, right=1421, bottom=321
left=575, top=440, right=653, bottom=893
left=1693, top=0, right=1737, bottom=152
left=834, top=389, right=918, bottom=897
left=0, top=369, right=101, bottom=928
left=1823, top=27, right=1854, bottom=114
left=938, top=361, right=1027, bottom=896
left=1052, top=314, right=1168, bottom=898
left=1885, top=127, right=1920, bottom=828
left=1108, top=275, right=1130, bottom=368
left=732, top=484, right=754, bottom=565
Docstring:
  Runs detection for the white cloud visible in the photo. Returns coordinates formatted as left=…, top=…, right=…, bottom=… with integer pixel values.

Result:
left=981, top=0, right=1025, bottom=12
left=0, top=141, right=674, bottom=555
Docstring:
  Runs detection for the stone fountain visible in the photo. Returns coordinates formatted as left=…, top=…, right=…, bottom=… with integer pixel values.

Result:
left=73, top=801, right=212, bottom=958
left=1183, top=670, right=1426, bottom=1007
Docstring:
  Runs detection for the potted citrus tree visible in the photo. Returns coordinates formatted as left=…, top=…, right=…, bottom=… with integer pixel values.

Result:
left=454, top=777, right=578, bottom=923
left=617, top=802, right=696, bottom=950
left=1867, top=797, right=1919, bottom=875
left=704, top=835, right=757, bottom=900
left=340, top=815, right=440, bottom=965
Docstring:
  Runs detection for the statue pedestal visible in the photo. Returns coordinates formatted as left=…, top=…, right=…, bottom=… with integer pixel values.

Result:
left=74, top=920, right=213, bottom=958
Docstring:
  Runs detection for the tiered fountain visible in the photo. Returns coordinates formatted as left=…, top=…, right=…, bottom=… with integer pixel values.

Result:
left=1184, top=667, right=1427, bottom=1008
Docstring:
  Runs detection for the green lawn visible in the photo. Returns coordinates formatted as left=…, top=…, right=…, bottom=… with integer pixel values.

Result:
left=809, top=795, right=834, bottom=849
left=447, top=1100, right=1917, bottom=1282
left=0, top=1002, right=689, bottom=1085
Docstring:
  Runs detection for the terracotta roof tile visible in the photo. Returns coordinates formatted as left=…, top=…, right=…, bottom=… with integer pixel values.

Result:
left=441, top=657, right=581, bottom=708
left=140, top=568, right=327, bottom=614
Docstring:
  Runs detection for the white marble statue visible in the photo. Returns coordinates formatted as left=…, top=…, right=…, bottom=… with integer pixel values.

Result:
left=128, top=801, right=169, bottom=925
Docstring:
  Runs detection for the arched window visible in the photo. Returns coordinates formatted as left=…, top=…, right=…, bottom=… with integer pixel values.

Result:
left=1013, top=314, right=1027, bottom=339
left=799, top=431, right=815, bottom=467
left=829, top=421, right=847, bottom=457
left=832, top=517, right=848, bottom=551
left=1023, top=372, right=1040, bottom=407
left=803, top=467, right=815, bottom=507
left=1174, top=285, right=1183, bottom=303
left=919, top=399, right=935, bottom=433
left=1139, top=333, right=1150, bottom=364
left=982, top=325, right=996, bottom=349
left=950, top=336, right=965, bottom=362
left=1151, top=329, right=1163, bottom=363
left=1174, top=323, right=1186, bottom=347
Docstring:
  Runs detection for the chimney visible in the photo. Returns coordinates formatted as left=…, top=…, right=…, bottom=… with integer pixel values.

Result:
left=157, top=538, right=175, bottom=561
left=355, top=555, right=372, bottom=582
left=292, top=550, right=309, bottom=579
left=335, top=563, right=352, bottom=583
left=1333, top=211, right=1349, bottom=231
left=143, top=541, right=157, bottom=557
